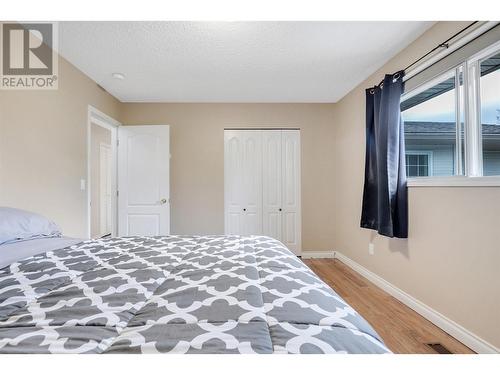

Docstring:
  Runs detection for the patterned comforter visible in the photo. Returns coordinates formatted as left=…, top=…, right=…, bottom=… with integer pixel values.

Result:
left=0, top=235, right=389, bottom=354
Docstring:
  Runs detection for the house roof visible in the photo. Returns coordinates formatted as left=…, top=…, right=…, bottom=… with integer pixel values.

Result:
left=404, top=121, right=500, bottom=135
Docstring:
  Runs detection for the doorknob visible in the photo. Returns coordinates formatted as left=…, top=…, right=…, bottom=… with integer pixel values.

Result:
left=279, top=208, right=282, bottom=212
left=160, top=198, right=167, bottom=204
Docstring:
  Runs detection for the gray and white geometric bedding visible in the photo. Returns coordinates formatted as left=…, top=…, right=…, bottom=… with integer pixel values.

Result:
left=0, top=235, right=389, bottom=354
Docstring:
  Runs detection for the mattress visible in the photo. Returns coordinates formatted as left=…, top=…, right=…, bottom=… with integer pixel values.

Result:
left=0, top=237, right=82, bottom=269
left=0, top=235, right=389, bottom=354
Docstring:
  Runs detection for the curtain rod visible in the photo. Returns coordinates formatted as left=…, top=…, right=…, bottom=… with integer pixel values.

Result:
left=402, top=22, right=478, bottom=73
left=370, top=21, right=499, bottom=88
left=403, top=21, right=499, bottom=82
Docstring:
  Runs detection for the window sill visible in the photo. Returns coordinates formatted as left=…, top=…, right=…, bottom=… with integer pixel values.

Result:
left=407, top=176, right=500, bottom=187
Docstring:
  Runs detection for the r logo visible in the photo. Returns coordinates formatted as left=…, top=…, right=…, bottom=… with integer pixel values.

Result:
left=2, top=23, right=53, bottom=75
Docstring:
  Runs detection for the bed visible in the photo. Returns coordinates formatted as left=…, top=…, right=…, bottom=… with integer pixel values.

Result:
left=0, top=232, right=389, bottom=354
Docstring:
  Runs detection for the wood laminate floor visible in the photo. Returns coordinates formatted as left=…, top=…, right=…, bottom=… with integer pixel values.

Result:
left=304, top=258, right=474, bottom=354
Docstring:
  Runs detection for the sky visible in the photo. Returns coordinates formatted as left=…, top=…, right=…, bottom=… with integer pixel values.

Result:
left=402, top=68, right=500, bottom=124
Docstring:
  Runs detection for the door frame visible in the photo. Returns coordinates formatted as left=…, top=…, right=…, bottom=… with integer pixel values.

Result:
left=87, top=105, right=121, bottom=239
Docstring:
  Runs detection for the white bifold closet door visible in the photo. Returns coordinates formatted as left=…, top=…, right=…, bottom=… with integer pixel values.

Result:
left=224, top=129, right=301, bottom=255
left=278, top=130, right=301, bottom=254
left=262, top=130, right=282, bottom=241
left=224, top=130, right=263, bottom=236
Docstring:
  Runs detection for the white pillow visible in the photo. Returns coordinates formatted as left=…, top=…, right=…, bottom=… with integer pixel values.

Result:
left=0, top=207, right=61, bottom=245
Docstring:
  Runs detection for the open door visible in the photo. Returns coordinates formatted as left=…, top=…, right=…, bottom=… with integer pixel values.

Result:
left=99, top=143, right=112, bottom=236
left=87, top=106, right=119, bottom=240
left=118, top=125, right=170, bottom=236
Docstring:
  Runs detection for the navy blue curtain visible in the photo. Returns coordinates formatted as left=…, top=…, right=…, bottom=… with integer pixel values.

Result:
left=360, top=71, right=408, bottom=238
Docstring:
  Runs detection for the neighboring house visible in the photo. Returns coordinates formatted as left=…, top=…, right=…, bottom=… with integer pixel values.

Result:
left=404, top=121, right=500, bottom=177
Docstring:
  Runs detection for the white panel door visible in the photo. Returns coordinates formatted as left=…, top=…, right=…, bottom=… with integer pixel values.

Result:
left=241, top=130, right=263, bottom=235
left=262, top=130, right=282, bottom=240
left=281, top=130, right=301, bottom=255
left=118, top=125, right=170, bottom=236
left=224, top=130, right=244, bottom=235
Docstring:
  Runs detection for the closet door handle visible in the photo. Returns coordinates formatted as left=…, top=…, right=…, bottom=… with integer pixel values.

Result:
left=278, top=208, right=282, bottom=212
left=243, top=208, right=246, bottom=212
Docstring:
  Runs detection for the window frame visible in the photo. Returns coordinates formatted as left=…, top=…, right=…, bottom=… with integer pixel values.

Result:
left=402, top=39, right=500, bottom=187
left=466, top=39, right=500, bottom=177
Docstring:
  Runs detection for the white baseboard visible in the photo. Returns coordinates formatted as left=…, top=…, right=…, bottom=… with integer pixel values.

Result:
left=301, top=251, right=335, bottom=259
left=334, top=251, right=499, bottom=354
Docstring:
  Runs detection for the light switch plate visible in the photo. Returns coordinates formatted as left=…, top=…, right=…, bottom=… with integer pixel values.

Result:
left=368, top=243, right=375, bottom=255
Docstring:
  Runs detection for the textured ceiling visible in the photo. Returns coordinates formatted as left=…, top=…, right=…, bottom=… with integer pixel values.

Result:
left=59, top=21, right=434, bottom=103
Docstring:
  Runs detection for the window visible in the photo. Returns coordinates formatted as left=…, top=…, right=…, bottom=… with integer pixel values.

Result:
left=405, top=152, right=432, bottom=177
left=479, top=51, right=500, bottom=176
left=401, top=70, right=459, bottom=177
left=402, top=38, right=500, bottom=183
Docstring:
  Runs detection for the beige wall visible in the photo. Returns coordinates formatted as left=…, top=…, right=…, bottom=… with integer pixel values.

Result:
left=90, top=123, right=112, bottom=238
left=0, top=54, right=121, bottom=238
left=121, top=103, right=337, bottom=251
left=331, top=21, right=500, bottom=350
